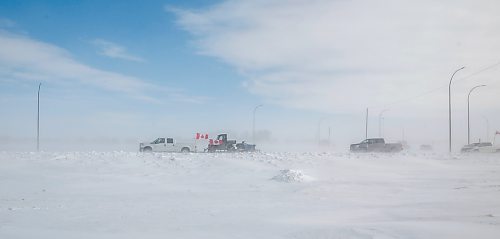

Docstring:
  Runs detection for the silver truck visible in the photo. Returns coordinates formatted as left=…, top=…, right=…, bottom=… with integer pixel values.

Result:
left=350, top=138, right=403, bottom=153
left=139, top=137, right=196, bottom=153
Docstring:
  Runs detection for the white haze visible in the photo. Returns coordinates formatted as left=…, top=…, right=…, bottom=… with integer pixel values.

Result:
left=1, top=1, right=500, bottom=152
left=169, top=0, right=500, bottom=151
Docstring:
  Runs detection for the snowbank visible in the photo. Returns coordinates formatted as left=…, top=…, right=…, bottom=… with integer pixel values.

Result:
left=271, top=169, right=314, bottom=183
left=1, top=151, right=499, bottom=238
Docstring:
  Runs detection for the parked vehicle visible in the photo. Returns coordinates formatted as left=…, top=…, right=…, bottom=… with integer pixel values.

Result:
left=461, top=142, right=499, bottom=153
left=350, top=138, right=403, bottom=153
left=207, top=134, right=256, bottom=152
left=139, top=137, right=195, bottom=153
left=478, top=145, right=500, bottom=153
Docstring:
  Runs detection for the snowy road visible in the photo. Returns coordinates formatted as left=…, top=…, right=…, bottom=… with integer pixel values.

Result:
left=1, top=152, right=499, bottom=238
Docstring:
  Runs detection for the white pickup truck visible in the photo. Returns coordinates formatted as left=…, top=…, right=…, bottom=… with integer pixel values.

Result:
left=139, top=137, right=196, bottom=153
left=461, top=142, right=500, bottom=153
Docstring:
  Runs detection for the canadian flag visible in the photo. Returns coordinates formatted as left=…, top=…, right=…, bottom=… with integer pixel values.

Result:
left=196, top=133, right=209, bottom=140
left=209, top=139, right=222, bottom=145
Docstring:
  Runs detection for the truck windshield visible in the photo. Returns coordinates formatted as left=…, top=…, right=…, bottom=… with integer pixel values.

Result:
left=152, top=138, right=165, bottom=144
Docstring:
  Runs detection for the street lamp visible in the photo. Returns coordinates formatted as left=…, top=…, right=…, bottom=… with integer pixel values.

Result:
left=252, top=104, right=263, bottom=143
left=37, top=83, right=41, bottom=152
left=448, top=66, right=465, bottom=153
left=467, top=85, right=486, bottom=144
left=378, top=109, right=389, bottom=137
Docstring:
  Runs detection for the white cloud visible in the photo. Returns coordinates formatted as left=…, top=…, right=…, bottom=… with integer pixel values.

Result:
left=170, top=0, right=500, bottom=116
left=0, top=30, right=205, bottom=103
left=92, top=39, right=145, bottom=62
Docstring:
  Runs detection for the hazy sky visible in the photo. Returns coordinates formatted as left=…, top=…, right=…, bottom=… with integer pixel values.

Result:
left=1, top=0, right=499, bottom=150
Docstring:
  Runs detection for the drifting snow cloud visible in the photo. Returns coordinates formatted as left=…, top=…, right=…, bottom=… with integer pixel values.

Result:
left=170, top=0, right=500, bottom=114
left=92, top=39, right=145, bottom=62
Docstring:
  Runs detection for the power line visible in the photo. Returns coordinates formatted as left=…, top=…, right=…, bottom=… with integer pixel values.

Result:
left=370, top=60, right=500, bottom=109
left=456, top=60, right=500, bottom=83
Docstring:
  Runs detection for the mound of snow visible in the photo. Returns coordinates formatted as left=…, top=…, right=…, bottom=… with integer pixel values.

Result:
left=272, top=169, right=313, bottom=183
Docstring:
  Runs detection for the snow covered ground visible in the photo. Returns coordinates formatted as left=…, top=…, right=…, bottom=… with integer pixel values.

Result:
left=1, top=151, right=499, bottom=238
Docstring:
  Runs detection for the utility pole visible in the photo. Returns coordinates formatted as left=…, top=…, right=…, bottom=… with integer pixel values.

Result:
left=448, top=66, right=465, bottom=153
left=467, top=85, right=486, bottom=144
left=37, top=83, right=41, bottom=152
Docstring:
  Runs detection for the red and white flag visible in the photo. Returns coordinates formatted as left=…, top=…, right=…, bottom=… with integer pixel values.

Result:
left=209, top=139, right=222, bottom=145
left=496, top=131, right=500, bottom=135
left=196, top=133, right=209, bottom=139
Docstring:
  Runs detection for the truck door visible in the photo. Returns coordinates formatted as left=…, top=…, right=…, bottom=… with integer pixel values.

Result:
left=153, top=138, right=167, bottom=151
left=370, top=139, right=382, bottom=151
left=360, top=139, right=369, bottom=151
left=166, top=138, right=175, bottom=152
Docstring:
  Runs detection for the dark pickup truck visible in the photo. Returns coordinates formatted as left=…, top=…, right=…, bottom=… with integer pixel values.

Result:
left=350, top=138, right=403, bottom=153
left=207, top=133, right=256, bottom=152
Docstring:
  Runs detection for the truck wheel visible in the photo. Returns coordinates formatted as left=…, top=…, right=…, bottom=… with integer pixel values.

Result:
left=181, top=147, right=190, bottom=153
left=143, top=147, right=152, bottom=153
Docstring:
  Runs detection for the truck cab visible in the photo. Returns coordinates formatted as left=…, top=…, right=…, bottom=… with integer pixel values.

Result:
left=350, top=138, right=402, bottom=153
left=149, top=137, right=174, bottom=152
left=351, top=138, right=385, bottom=151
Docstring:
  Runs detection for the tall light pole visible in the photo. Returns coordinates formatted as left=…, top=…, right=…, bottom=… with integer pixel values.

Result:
left=378, top=109, right=389, bottom=137
left=448, top=66, right=465, bottom=153
left=37, top=83, right=41, bottom=152
left=467, top=85, right=486, bottom=144
left=252, top=104, right=263, bottom=143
